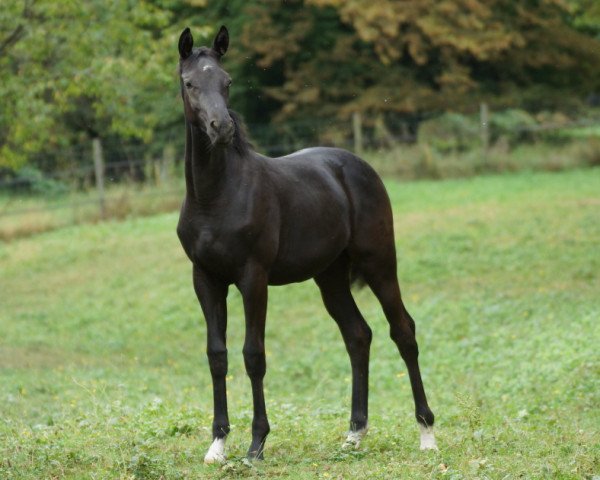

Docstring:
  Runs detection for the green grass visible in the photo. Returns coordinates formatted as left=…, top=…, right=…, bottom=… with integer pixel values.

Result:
left=1, top=169, right=599, bottom=479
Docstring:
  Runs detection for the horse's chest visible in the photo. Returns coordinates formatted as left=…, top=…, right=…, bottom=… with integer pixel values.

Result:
left=178, top=213, right=258, bottom=277
left=188, top=226, right=235, bottom=266
left=192, top=228, right=220, bottom=256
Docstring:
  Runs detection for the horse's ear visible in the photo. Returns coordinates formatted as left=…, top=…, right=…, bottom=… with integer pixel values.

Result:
left=179, top=27, right=193, bottom=60
left=212, top=25, right=229, bottom=58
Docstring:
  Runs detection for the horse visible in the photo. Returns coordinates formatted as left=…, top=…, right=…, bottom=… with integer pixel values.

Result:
left=175, top=25, right=437, bottom=463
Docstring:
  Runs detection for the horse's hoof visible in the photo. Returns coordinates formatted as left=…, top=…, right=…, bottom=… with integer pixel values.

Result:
left=246, top=450, right=264, bottom=462
left=204, top=438, right=227, bottom=464
left=204, top=453, right=226, bottom=464
left=419, top=425, right=438, bottom=451
left=342, top=426, right=368, bottom=449
left=420, top=444, right=439, bottom=451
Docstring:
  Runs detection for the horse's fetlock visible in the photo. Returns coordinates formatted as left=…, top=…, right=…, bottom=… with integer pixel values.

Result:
left=212, top=421, right=230, bottom=438
left=416, top=407, right=435, bottom=427
left=350, top=416, right=368, bottom=431
left=252, top=418, right=270, bottom=438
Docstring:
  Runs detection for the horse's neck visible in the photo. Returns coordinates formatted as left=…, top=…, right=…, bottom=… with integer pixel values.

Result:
left=185, top=122, right=237, bottom=203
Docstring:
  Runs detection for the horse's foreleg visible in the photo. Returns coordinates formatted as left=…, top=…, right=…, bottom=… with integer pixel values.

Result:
left=193, top=265, right=230, bottom=464
left=315, top=256, right=372, bottom=449
left=238, top=263, right=270, bottom=460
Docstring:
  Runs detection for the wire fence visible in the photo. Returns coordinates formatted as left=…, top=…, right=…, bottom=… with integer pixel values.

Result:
left=1, top=109, right=599, bottom=239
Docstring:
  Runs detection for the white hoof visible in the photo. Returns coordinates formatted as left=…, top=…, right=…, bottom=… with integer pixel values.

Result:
left=419, top=424, right=438, bottom=450
left=204, top=437, right=227, bottom=464
left=342, top=426, right=368, bottom=449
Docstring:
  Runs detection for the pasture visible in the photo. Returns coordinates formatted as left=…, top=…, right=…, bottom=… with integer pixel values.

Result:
left=0, top=169, right=598, bottom=479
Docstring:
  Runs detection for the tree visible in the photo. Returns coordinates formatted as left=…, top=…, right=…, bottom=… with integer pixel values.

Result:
left=0, top=0, right=179, bottom=170
left=238, top=0, right=600, bottom=131
left=567, top=0, right=600, bottom=38
left=2, top=0, right=599, bottom=171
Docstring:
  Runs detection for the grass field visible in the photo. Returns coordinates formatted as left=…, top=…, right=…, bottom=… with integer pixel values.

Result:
left=1, top=169, right=599, bottom=479
left=0, top=181, right=184, bottom=242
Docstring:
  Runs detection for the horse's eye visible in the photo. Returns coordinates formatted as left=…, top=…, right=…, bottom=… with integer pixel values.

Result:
left=185, top=82, right=192, bottom=89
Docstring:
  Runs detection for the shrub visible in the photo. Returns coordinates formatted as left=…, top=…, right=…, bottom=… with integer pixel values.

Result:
left=488, top=109, right=538, bottom=146
left=418, top=113, right=480, bottom=153
left=7, top=166, right=68, bottom=197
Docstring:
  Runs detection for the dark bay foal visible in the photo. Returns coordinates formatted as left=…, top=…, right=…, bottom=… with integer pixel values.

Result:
left=175, top=26, right=437, bottom=463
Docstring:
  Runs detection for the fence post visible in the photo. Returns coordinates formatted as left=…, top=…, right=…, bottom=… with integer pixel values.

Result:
left=480, top=102, right=490, bottom=157
left=161, top=143, right=175, bottom=185
left=353, top=111, right=364, bottom=155
left=92, top=137, right=106, bottom=218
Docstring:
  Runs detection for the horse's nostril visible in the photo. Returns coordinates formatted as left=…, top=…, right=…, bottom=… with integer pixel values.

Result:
left=210, top=120, right=219, bottom=131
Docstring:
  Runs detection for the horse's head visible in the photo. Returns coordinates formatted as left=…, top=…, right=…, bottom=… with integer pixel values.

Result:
left=178, top=26, right=234, bottom=146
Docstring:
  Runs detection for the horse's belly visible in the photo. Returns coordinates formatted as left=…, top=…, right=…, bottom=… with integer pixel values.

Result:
left=268, top=224, right=349, bottom=285
left=268, top=256, right=342, bottom=284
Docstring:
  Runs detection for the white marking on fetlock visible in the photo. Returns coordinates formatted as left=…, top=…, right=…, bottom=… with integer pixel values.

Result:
left=342, top=425, right=368, bottom=449
left=419, top=424, right=438, bottom=450
left=204, top=437, right=226, bottom=464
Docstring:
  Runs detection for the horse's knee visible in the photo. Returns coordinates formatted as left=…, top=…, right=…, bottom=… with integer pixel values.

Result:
left=207, top=347, right=228, bottom=378
left=243, top=346, right=266, bottom=378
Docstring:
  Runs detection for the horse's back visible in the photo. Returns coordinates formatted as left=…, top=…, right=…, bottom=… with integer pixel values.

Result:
left=273, top=146, right=393, bottom=224
left=272, top=146, right=387, bottom=199
left=268, top=146, right=396, bottom=268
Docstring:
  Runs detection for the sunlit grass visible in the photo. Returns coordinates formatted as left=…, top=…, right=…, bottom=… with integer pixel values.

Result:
left=0, top=181, right=184, bottom=241
left=1, top=169, right=599, bottom=478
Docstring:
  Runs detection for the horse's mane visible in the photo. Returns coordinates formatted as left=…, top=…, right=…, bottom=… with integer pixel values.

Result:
left=228, top=109, right=253, bottom=155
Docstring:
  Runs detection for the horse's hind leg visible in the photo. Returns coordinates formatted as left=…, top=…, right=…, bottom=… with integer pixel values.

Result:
left=358, top=257, right=437, bottom=450
left=314, top=255, right=372, bottom=449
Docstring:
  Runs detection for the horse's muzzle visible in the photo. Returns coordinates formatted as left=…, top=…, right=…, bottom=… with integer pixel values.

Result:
left=210, top=117, right=235, bottom=145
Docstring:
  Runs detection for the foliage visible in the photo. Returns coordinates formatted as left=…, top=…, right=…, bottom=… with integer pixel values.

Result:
left=567, top=0, right=600, bottom=37
left=487, top=109, right=538, bottom=145
left=0, top=0, right=179, bottom=170
left=248, top=0, right=600, bottom=119
left=1, top=169, right=599, bottom=478
left=418, top=113, right=480, bottom=152
left=1, top=1, right=600, bottom=172
left=5, top=166, right=68, bottom=196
